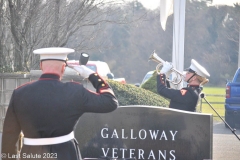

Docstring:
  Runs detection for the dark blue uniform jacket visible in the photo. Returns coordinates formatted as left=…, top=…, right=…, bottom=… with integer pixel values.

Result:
left=157, top=74, right=201, bottom=112
left=2, top=73, right=118, bottom=160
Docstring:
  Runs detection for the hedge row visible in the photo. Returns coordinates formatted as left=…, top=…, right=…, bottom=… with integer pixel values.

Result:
left=140, top=71, right=158, bottom=94
left=107, top=78, right=169, bottom=107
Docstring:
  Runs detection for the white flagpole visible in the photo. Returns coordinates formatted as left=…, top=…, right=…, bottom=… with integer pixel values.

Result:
left=159, top=0, right=186, bottom=89
left=172, top=0, right=186, bottom=89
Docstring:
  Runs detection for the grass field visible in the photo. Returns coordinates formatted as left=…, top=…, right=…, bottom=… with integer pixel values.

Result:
left=197, top=87, right=226, bottom=121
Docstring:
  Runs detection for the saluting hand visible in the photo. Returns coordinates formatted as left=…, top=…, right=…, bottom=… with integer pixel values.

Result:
left=68, top=65, right=94, bottom=78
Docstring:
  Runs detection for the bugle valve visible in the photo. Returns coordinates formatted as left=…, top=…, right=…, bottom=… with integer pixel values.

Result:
left=149, top=50, right=184, bottom=85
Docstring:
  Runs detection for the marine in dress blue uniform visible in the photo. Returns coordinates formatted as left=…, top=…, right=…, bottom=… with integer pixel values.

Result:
left=1, top=47, right=118, bottom=160
left=157, top=59, right=210, bottom=112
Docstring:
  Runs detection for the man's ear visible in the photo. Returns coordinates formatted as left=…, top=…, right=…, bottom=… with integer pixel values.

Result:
left=61, top=63, right=66, bottom=74
left=40, top=62, right=43, bottom=70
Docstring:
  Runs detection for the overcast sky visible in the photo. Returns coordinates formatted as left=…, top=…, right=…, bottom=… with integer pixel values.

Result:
left=134, top=0, right=240, bottom=10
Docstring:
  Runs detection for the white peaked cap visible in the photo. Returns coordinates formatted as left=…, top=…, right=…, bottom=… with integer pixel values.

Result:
left=189, top=59, right=210, bottom=78
left=33, top=47, right=75, bottom=61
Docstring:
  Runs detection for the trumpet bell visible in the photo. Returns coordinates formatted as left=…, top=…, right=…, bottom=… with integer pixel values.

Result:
left=149, top=51, right=184, bottom=85
left=149, top=52, right=165, bottom=65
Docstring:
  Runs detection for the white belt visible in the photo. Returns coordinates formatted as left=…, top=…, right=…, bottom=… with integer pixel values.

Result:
left=23, top=131, right=74, bottom=146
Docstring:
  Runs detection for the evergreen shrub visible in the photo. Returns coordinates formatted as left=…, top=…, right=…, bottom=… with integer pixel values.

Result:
left=140, top=70, right=158, bottom=94
left=107, top=79, right=169, bottom=107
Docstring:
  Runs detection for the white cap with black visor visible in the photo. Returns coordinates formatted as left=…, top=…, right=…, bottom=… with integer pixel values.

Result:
left=185, top=59, right=210, bottom=83
left=33, top=47, right=75, bottom=62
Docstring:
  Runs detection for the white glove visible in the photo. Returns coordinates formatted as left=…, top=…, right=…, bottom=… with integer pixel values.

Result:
left=68, top=65, right=94, bottom=78
left=160, top=61, right=173, bottom=75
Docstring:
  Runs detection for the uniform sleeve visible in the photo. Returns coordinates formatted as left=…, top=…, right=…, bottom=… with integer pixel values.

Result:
left=88, top=73, right=115, bottom=95
left=2, top=91, right=21, bottom=159
left=80, top=73, right=119, bottom=113
left=157, top=74, right=170, bottom=88
left=157, top=74, right=192, bottom=103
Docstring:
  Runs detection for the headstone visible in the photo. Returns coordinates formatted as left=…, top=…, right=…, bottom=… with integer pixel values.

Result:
left=75, top=105, right=213, bottom=160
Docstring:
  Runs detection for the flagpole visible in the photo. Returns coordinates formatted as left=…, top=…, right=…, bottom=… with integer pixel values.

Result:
left=172, top=0, right=186, bottom=89
left=159, top=0, right=186, bottom=89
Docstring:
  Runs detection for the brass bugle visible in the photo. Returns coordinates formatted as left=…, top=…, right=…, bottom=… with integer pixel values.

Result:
left=149, top=51, right=184, bottom=85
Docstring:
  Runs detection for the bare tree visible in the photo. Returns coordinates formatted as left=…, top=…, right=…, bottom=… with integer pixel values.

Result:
left=0, top=0, right=3, bottom=71
left=0, top=1, right=16, bottom=72
left=0, top=0, right=127, bottom=72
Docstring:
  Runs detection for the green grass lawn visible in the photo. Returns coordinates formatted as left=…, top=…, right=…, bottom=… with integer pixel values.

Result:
left=197, top=87, right=226, bottom=121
